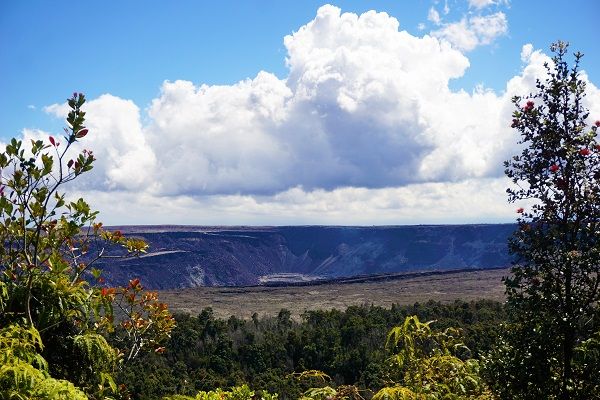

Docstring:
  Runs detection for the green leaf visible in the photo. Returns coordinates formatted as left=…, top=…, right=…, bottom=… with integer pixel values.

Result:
left=41, top=154, right=53, bottom=175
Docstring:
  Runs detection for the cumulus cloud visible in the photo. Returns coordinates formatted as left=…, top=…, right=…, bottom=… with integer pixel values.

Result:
left=45, top=95, right=157, bottom=192
left=35, top=6, right=600, bottom=224
left=140, top=4, right=480, bottom=195
left=431, top=12, right=508, bottom=52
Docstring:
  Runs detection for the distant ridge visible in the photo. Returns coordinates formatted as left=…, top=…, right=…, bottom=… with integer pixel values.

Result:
left=95, top=224, right=516, bottom=289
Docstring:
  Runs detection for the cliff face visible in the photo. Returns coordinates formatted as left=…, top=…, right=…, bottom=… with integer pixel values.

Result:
left=95, top=225, right=516, bottom=289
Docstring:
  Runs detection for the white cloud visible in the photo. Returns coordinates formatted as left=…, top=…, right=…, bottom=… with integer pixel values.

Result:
left=44, top=102, right=69, bottom=117
left=469, top=12, right=508, bottom=45
left=468, top=0, right=504, bottom=9
left=520, top=43, right=534, bottom=62
left=428, top=7, right=441, bottom=25
left=142, top=4, right=476, bottom=195
left=431, top=12, right=508, bottom=52
left=78, top=177, right=521, bottom=226
left=33, top=5, right=599, bottom=225
left=45, top=94, right=157, bottom=192
left=432, top=18, right=478, bottom=52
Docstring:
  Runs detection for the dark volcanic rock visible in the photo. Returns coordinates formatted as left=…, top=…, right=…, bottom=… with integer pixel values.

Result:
left=94, top=225, right=516, bottom=289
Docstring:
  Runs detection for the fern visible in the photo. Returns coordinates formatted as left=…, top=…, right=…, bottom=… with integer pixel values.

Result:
left=301, top=386, right=337, bottom=400
left=72, top=332, right=117, bottom=370
left=31, top=376, right=89, bottom=400
left=0, top=327, right=89, bottom=400
left=0, top=325, right=47, bottom=371
left=163, top=385, right=277, bottom=400
left=372, top=386, right=426, bottom=400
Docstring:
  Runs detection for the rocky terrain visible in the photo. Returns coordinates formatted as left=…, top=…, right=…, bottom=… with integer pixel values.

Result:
left=94, top=224, right=516, bottom=289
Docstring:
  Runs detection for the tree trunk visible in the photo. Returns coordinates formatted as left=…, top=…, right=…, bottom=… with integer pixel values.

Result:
left=561, top=327, right=574, bottom=400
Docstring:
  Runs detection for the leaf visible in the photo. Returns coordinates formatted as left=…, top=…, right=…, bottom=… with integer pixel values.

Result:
left=75, top=129, right=88, bottom=139
left=41, top=154, right=53, bottom=175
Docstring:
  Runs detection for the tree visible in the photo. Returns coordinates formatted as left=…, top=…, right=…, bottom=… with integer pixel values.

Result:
left=489, top=41, right=600, bottom=399
left=0, top=93, right=175, bottom=399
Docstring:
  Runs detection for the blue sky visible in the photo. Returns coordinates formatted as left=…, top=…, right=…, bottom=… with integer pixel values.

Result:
left=1, top=1, right=600, bottom=225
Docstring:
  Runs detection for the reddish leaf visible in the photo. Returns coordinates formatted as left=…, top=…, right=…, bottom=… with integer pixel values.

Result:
left=76, top=128, right=88, bottom=138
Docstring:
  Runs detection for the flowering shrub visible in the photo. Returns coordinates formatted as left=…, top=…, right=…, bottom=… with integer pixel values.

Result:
left=0, top=93, right=174, bottom=399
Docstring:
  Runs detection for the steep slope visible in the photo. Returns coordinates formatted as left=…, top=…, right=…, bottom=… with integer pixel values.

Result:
left=94, top=225, right=516, bottom=288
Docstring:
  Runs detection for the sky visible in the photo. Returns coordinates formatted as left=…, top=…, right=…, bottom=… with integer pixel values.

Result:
left=1, top=0, right=599, bottom=226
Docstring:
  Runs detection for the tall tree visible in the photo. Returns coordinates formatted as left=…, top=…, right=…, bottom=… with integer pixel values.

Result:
left=490, top=41, right=600, bottom=399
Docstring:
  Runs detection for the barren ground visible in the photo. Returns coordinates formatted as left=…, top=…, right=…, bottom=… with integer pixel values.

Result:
left=159, top=268, right=509, bottom=319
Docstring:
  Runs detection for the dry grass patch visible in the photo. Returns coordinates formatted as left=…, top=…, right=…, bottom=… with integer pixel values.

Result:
left=159, top=268, right=509, bottom=319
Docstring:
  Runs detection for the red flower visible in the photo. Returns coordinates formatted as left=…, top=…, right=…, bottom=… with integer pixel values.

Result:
left=129, top=278, right=140, bottom=289
left=579, top=148, right=591, bottom=156
left=523, top=101, right=534, bottom=112
left=101, top=287, right=108, bottom=297
left=595, top=120, right=600, bottom=127
left=516, top=207, right=524, bottom=214
left=595, top=145, right=600, bottom=151
left=549, top=164, right=560, bottom=172
left=49, top=136, right=56, bottom=146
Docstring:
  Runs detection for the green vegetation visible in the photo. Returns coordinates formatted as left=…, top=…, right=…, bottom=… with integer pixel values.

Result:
left=0, top=93, right=175, bottom=399
left=488, top=41, right=600, bottom=399
left=162, top=384, right=278, bottom=400
left=117, top=301, right=505, bottom=399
